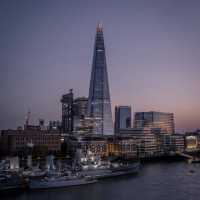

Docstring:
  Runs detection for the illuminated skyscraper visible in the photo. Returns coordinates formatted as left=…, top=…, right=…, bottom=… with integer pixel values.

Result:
left=87, top=24, right=113, bottom=135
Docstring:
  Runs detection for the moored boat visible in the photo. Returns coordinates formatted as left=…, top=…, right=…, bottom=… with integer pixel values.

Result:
left=79, top=162, right=140, bottom=179
left=29, top=176, right=97, bottom=190
left=75, top=150, right=140, bottom=179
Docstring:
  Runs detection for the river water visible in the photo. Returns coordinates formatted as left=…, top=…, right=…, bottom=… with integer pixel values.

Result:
left=3, top=162, right=200, bottom=200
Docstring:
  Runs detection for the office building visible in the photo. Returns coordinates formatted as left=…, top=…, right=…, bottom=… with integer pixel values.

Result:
left=107, top=136, right=137, bottom=159
left=60, top=91, right=90, bottom=134
left=65, top=134, right=137, bottom=159
left=87, top=24, right=113, bottom=135
left=134, top=111, right=175, bottom=134
left=131, top=134, right=159, bottom=158
left=65, top=134, right=108, bottom=157
left=114, top=106, right=131, bottom=134
left=159, top=134, right=185, bottom=155
left=74, top=117, right=96, bottom=135
left=170, top=134, right=185, bottom=152
left=73, top=97, right=88, bottom=131
left=60, top=89, right=74, bottom=133
left=73, top=97, right=88, bottom=119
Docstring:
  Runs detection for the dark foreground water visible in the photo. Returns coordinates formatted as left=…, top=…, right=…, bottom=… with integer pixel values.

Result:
left=3, top=162, right=200, bottom=200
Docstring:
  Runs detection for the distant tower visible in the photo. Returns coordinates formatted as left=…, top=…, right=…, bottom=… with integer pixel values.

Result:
left=114, top=106, right=132, bottom=134
left=87, top=24, right=113, bottom=135
left=61, top=89, right=74, bottom=133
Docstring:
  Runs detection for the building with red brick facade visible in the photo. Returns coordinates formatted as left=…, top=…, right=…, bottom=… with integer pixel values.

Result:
left=0, top=129, right=61, bottom=155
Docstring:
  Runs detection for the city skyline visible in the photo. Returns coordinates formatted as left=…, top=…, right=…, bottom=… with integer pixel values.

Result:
left=1, top=0, right=200, bottom=132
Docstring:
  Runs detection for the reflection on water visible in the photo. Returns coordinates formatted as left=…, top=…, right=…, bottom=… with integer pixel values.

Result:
left=2, top=162, right=200, bottom=200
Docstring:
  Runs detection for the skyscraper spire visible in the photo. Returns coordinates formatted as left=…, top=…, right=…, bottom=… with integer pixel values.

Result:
left=96, top=22, right=103, bottom=32
left=87, top=24, right=113, bottom=135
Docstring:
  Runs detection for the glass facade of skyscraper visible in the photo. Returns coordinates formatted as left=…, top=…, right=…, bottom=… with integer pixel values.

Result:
left=87, top=24, right=113, bottom=135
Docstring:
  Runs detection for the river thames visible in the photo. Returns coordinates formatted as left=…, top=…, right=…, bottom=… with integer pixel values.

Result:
left=2, top=162, right=200, bottom=200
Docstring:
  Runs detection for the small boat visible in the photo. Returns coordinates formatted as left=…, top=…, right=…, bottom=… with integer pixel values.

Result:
left=29, top=176, right=97, bottom=190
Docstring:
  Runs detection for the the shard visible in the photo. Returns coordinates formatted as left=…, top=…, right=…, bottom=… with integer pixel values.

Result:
left=87, top=24, right=113, bottom=135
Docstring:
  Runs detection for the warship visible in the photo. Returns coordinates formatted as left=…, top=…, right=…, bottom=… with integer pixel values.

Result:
left=75, top=150, right=140, bottom=179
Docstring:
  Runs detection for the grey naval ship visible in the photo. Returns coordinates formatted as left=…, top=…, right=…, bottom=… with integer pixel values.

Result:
left=75, top=150, right=140, bottom=179
left=29, top=175, right=97, bottom=190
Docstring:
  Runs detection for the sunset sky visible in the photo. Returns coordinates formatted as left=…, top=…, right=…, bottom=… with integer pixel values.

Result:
left=1, top=0, right=200, bottom=132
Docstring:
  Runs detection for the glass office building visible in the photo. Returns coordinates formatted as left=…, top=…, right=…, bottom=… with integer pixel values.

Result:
left=114, top=106, right=132, bottom=134
left=134, top=111, right=175, bottom=134
left=87, top=24, right=113, bottom=135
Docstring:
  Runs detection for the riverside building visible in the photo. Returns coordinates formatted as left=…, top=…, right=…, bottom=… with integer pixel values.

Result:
left=134, top=111, right=175, bottom=134
left=66, top=134, right=108, bottom=157
left=131, top=134, right=159, bottom=158
left=65, top=134, right=137, bottom=159
left=107, top=136, right=137, bottom=159
left=185, top=134, right=199, bottom=152
left=0, top=129, right=61, bottom=156
left=158, top=134, right=185, bottom=155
